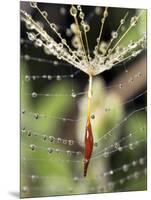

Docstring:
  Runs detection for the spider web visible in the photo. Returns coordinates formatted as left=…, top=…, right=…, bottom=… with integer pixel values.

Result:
left=20, top=2, right=147, bottom=198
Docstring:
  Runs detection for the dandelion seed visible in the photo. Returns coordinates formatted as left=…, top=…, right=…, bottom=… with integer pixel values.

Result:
left=21, top=2, right=146, bottom=178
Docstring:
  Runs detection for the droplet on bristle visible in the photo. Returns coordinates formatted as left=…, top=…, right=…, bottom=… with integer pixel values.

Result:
left=70, top=6, right=77, bottom=17
left=42, top=11, right=48, bottom=18
left=30, top=2, right=37, bottom=8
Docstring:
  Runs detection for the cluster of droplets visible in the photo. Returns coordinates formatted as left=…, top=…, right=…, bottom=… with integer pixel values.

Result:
left=21, top=156, right=146, bottom=195
left=22, top=69, right=145, bottom=105
left=25, top=143, right=82, bottom=157
left=21, top=3, right=146, bottom=76
left=24, top=73, right=74, bottom=82
left=21, top=127, right=76, bottom=146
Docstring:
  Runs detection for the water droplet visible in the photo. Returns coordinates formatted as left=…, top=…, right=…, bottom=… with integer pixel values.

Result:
left=31, top=92, right=38, bottom=98
left=129, top=143, right=134, bottom=150
left=42, top=11, right=48, bottom=18
left=32, top=75, right=36, bottom=80
left=111, top=31, right=118, bottom=39
left=31, top=175, right=38, bottom=182
left=103, top=151, right=109, bottom=158
left=114, top=142, right=120, bottom=149
left=109, top=170, right=114, bottom=175
left=26, top=21, right=34, bottom=30
left=103, top=10, right=108, bottom=18
left=70, top=74, right=74, bottom=78
left=27, top=130, right=31, bottom=136
left=132, top=160, right=137, bottom=167
left=118, top=146, right=123, bottom=152
left=62, top=118, right=66, bottom=122
left=79, top=12, right=84, bottom=19
left=27, top=32, right=36, bottom=41
left=34, top=113, right=39, bottom=119
left=42, top=75, right=47, bottom=79
left=70, top=6, right=77, bottom=16
left=61, top=39, right=66, bottom=45
left=55, top=149, right=60, bottom=153
left=122, top=164, right=129, bottom=172
left=48, top=147, right=53, bottom=154
left=84, top=24, right=90, bottom=32
left=132, top=51, right=137, bottom=57
left=22, top=109, right=26, bottom=114
left=119, top=179, right=124, bottom=184
left=21, top=127, right=26, bottom=133
left=56, top=75, right=62, bottom=81
left=73, top=176, right=79, bottom=182
left=53, top=60, right=58, bottom=66
left=50, top=23, right=57, bottom=30
left=91, top=113, right=95, bottom=119
left=77, top=5, right=81, bottom=10
left=49, top=136, right=55, bottom=143
left=57, top=138, right=62, bottom=143
left=29, top=144, right=36, bottom=151
left=71, top=91, right=76, bottom=98
left=43, top=135, right=47, bottom=141
left=66, top=150, right=72, bottom=156
left=44, top=45, right=51, bottom=55
left=25, top=75, right=30, bottom=82
left=120, top=19, right=125, bottom=25
left=63, top=139, right=68, bottom=145
left=35, top=39, right=43, bottom=47
left=24, top=55, right=30, bottom=61
left=130, top=16, right=138, bottom=27
left=68, top=140, right=74, bottom=146
left=30, top=2, right=37, bottom=8
left=22, top=186, right=29, bottom=193
left=47, top=75, right=52, bottom=80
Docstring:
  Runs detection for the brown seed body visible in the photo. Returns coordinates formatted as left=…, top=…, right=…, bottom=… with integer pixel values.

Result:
left=84, top=118, right=93, bottom=177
